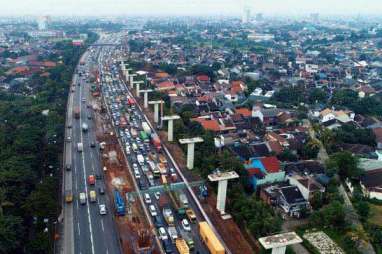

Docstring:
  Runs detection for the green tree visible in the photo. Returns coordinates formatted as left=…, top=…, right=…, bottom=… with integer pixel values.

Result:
left=0, top=215, right=24, bottom=253
left=325, top=151, right=362, bottom=179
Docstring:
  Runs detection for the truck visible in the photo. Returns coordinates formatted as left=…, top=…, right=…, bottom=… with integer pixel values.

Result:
left=167, top=226, right=178, bottom=242
left=130, top=128, right=138, bottom=138
left=158, top=163, right=167, bottom=175
left=162, top=208, right=175, bottom=226
left=199, top=221, right=225, bottom=254
left=74, top=107, right=80, bottom=119
left=151, top=133, right=161, bottom=152
left=137, top=154, right=145, bottom=166
left=89, top=190, right=97, bottom=202
left=82, top=123, right=88, bottom=132
left=140, top=131, right=149, bottom=142
left=169, top=190, right=188, bottom=215
left=175, top=239, right=190, bottom=254
left=142, top=122, right=151, bottom=134
left=159, top=154, right=167, bottom=164
left=180, top=231, right=195, bottom=250
left=186, top=208, right=197, bottom=223
left=79, top=192, right=86, bottom=205
left=65, top=190, right=73, bottom=203
left=77, top=142, right=83, bottom=152
left=113, top=189, right=125, bottom=216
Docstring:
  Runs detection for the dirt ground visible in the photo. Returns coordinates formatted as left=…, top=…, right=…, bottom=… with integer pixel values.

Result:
left=137, top=96, right=257, bottom=254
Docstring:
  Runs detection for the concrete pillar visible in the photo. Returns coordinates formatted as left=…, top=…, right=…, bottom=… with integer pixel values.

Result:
left=136, top=83, right=141, bottom=97
left=186, top=143, right=195, bottom=169
left=154, top=104, right=159, bottom=123
left=144, top=92, right=149, bottom=108
left=168, top=120, right=174, bottom=142
left=216, top=180, right=228, bottom=213
left=272, top=246, right=286, bottom=254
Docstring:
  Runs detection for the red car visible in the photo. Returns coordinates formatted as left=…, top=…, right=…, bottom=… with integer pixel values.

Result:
left=88, top=175, right=95, bottom=185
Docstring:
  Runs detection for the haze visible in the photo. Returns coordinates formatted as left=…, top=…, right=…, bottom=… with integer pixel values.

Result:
left=0, top=0, right=382, bottom=17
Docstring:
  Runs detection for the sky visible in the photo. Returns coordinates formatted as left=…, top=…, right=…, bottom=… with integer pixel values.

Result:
left=0, top=0, right=381, bottom=17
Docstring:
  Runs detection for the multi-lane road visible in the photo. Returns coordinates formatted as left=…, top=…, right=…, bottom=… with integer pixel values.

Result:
left=62, top=49, right=121, bottom=254
left=60, top=34, right=230, bottom=254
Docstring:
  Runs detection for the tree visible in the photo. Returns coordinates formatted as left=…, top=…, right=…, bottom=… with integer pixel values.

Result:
left=326, top=151, right=362, bottom=179
left=0, top=215, right=24, bottom=253
left=311, top=201, right=345, bottom=229
left=308, top=88, right=328, bottom=104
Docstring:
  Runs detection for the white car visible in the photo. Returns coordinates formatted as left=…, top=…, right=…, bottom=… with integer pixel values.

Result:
left=158, top=227, right=168, bottom=240
left=149, top=205, right=157, bottom=216
left=99, top=204, right=107, bottom=215
left=154, top=192, right=160, bottom=200
left=181, top=219, right=191, bottom=231
left=144, top=193, right=151, bottom=204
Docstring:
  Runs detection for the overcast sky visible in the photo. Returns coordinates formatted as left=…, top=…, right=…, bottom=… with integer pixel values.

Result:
left=0, top=0, right=381, bottom=16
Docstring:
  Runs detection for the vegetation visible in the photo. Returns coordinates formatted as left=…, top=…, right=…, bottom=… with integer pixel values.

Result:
left=325, top=151, right=362, bottom=179
left=0, top=31, right=97, bottom=253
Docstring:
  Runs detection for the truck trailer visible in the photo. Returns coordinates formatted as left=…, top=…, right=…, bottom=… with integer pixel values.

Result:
left=113, top=189, right=125, bottom=216
left=199, top=221, right=225, bottom=254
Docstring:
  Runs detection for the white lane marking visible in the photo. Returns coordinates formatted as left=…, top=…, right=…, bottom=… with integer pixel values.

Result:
left=106, top=249, right=109, bottom=254
left=79, top=79, right=95, bottom=254
left=101, top=220, right=104, bottom=232
left=77, top=222, right=80, bottom=236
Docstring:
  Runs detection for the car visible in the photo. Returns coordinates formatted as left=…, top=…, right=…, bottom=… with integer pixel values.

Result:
left=99, top=204, right=107, bottom=215
left=82, top=98, right=86, bottom=102
left=66, top=136, right=72, bottom=142
left=90, top=142, right=96, bottom=147
left=154, top=192, right=160, bottom=200
left=67, top=124, right=72, bottom=129
left=181, top=219, right=191, bottom=231
left=158, top=227, right=168, bottom=240
left=88, top=175, right=95, bottom=185
left=144, top=193, right=151, bottom=204
left=98, top=186, right=105, bottom=195
left=87, top=114, right=92, bottom=120
left=149, top=204, right=157, bottom=216
left=134, top=169, right=140, bottom=179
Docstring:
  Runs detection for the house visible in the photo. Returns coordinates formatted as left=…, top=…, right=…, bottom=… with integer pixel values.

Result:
left=357, top=85, right=376, bottom=98
left=319, top=108, right=355, bottom=124
left=278, top=186, right=310, bottom=217
left=260, top=184, right=310, bottom=218
left=360, top=168, right=382, bottom=200
left=287, top=173, right=325, bottom=200
left=244, top=156, right=285, bottom=189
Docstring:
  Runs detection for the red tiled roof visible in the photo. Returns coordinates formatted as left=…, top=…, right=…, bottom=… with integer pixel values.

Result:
left=236, top=108, right=252, bottom=117
left=157, top=81, right=175, bottom=90
left=193, top=118, right=221, bottom=132
left=260, top=156, right=281, bottom=173
left=247, top=168, right=262, bottom=177
left=267, top=141, right=283, bottom=154
left=155, top=72, right=169, bottom=78
left=196, top=75, right=210, bottom=82
left=43, top=61, right=57, bottom=67
left=231, top=81, right=246, bottom=94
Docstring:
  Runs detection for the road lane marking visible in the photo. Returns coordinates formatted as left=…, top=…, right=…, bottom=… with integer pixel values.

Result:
left=101, top=220, right=104, bottom=232
left=77, top=222, right=80, bottom=236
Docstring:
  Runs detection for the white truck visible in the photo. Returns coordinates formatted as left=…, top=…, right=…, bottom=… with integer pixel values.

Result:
left=82, top=123, right=88, bottom=132
left=142, top=122, right=151, bottom=134
left=137, top=154, right=145, bottom=166
left=77, top=142, right=83, bottom=152
left=79, top=192, right=86, bottom=205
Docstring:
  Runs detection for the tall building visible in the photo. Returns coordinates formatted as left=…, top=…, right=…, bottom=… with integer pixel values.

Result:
left=242, top=6, right=251, bottom=24
left=37, top=16, right=49, bottom=30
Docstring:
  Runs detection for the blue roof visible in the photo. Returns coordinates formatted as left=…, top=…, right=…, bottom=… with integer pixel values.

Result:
left=244, top=158, right=266, bottom=173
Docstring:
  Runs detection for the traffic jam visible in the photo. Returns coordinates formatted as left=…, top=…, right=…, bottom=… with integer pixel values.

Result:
left=97, top=48, right=221, bottom=254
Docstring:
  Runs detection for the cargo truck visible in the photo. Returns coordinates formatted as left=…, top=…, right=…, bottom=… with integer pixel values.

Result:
left=169, top=190, right=188, bottom=215
left=113, top=189, right=125, bottom=216
left=175, top=239, right=190, bottom=254
left=151, top=133, right=162, bottom=152
left=77, top=142, right=83, bottom=152
left=140, top=131, right=149, bottom=142
left=142, top=122, right=151, bottom=134
left=65, top=190, right=73, bottom=203
left=180, top=231, right=195, bottom=250
left=82, top=123, right=88, bottom=132
left=199, top=221, right=225, bottom=254
left=137, top=154, right=145, bottom=166
left=89, top=190, right=97, bottom=202
left=74, top=107, right=80, bottom=119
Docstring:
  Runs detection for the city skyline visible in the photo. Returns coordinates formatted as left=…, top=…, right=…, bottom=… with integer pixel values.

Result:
left=1, top=0, right=382, bottom=17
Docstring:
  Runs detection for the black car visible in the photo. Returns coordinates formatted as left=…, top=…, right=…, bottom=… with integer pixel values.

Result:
left=90, top=142, right=96, bottom=147
left=98, top=187, right=105, bottom=195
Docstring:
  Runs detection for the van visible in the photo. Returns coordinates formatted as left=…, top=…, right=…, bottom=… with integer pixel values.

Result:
left=79, top=192, right=86, bottom=205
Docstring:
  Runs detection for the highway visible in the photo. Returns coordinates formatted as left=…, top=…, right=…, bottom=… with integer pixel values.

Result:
left=98, top=38, right=211, bottom=253
left=62, top=48, right=121, bottom=254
